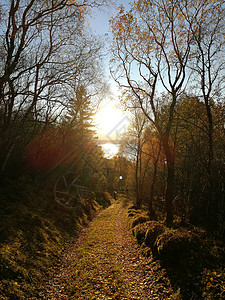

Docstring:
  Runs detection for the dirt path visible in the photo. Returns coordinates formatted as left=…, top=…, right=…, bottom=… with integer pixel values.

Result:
left=31, top=201, right=174, bottom=299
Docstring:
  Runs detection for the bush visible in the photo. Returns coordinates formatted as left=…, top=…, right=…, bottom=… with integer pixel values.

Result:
left=132, top=222, right=151, bottom=245
left=145, top=222, right=165, bottom=249
left=131, top=216, right=149, bottom=228
left=155, top=228, right=207, bottom=270
left=132, top=220, right=166, bottom=252
left=127, top=207, right=225, bottom=300
left=128, top=205, right=139, bottom=210
left=94, top=191, right=112, bottom=208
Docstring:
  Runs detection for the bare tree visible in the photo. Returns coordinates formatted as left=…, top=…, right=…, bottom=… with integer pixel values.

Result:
left=120, top=108, right=147, bottom=207
left=0, top=0, right=109, bottom=176
left=110, top=0, right=192, bottom=225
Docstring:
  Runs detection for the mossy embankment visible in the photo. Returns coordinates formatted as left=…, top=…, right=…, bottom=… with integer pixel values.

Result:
left=0, top=178, right=112, bottom=299
left=38, top=196, right=176, bottom=299
left=127, top=205, right=225, bottom=299
left=2, top=188, right=225, bottom=299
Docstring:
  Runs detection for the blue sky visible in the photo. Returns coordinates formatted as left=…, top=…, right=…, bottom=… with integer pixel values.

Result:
left=88, top=1, right=132, bottom=157
left=87, top=0, right=132, bottom=90
left=88, top=1, right=131, bottom=35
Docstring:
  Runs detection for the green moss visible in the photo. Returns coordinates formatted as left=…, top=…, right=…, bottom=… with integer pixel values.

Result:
left=0, top=178, right=101, bottom=299
left=126, top=205, right=225, bottom=300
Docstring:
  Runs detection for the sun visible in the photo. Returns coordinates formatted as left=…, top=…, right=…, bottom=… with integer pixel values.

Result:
left=93, top=101, right=130, bottom=157
left=93, top=102, right=125, bottom=138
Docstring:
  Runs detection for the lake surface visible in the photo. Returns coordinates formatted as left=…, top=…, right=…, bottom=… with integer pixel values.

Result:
left=101, top=144, right=120, bottom=158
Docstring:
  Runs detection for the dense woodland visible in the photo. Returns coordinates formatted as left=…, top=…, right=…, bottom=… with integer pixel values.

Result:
left=0, top=0, right=225, bottom=299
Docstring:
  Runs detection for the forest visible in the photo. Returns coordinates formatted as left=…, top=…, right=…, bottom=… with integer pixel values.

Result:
left=0, top=0, right=225, bottom=299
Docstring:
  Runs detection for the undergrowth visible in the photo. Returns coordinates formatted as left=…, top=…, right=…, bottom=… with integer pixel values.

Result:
left=127, top=205, right=225, bottom=299
left=0, top=178, right=111, bottom=299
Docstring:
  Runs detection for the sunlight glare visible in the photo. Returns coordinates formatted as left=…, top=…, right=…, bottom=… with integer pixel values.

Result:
left=101, top=143, right=119, bottom=158
left=94, top=102, right=125, bottom=137
left=93, top=100, right=130, bottom=158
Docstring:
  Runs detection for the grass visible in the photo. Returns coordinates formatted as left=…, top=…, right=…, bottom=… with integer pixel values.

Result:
left=0, top=177, right=109, bottom=299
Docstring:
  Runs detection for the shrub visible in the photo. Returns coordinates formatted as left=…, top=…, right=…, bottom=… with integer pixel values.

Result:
left=127, top=205, right=141, bottom=217
left=94, top=191, right=112, bottom=208
left=145, top=221, right=165, bottom=249
left=132, top=222, right=151, bottom=245
left=131, top=216, right=149, bottom=228
left=155, top=228, right=205, bottom=269
left=128, top=205, right=139, bottom=210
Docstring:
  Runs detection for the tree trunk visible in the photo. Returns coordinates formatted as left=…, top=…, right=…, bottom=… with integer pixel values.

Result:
left=165, top=159, right=174, bottom=226
left=0, top=142, right=16, bottom=176
left=162, top=137, right=175, bottom=226
left=205, top=102, right=214, bottom=223
left=135, top=151, right=140, bottom=208
left=148, top=141, right=161, bottom=217
left=148, top=162, right=157, bottom=217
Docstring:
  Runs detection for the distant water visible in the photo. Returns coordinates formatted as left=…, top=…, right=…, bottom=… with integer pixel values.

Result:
left=101, top=144, right=119, bottom=158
